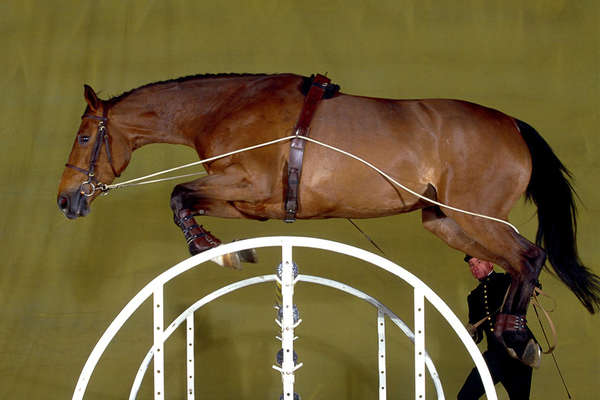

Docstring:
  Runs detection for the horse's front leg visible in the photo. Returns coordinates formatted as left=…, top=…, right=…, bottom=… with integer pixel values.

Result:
left=170, top=170, right=265, bottom=268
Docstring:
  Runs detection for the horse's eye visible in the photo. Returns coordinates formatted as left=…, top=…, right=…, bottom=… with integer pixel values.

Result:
left=78, top=135, right=90, bottom=145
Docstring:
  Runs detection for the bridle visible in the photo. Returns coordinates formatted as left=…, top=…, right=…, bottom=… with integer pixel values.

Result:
left=65, top=108, right=121, bottom=197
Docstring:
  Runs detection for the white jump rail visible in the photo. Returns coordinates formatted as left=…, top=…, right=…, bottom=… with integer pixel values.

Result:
left=72, top=236, right=497, bottom=400
left=127, top=275, right=445, bottom=400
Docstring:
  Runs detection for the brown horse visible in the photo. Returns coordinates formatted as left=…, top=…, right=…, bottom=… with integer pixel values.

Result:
left=57, top=73, right=600, bottom=366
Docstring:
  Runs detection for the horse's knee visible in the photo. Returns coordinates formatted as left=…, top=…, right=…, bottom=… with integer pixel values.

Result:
left=170, top=184, right=190, bottom=213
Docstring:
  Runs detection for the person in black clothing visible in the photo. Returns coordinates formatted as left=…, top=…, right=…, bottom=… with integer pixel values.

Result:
left=458, top=256, right=540, bottom=400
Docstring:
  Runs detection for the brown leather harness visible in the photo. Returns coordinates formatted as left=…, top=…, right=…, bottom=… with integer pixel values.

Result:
left=65, top=108, right=121, bottom=196
left=284, top=74, right=339, bottom=222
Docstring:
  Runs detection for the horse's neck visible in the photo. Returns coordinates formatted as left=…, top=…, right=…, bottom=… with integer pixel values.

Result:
left=111, top=78, right=255, bottom=150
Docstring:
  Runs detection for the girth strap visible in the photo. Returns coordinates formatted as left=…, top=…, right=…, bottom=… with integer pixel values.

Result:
left=284, top=74, right=335, bottom=222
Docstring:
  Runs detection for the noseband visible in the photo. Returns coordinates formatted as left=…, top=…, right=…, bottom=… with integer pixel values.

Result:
left=65, top=108, right=121, bottom=197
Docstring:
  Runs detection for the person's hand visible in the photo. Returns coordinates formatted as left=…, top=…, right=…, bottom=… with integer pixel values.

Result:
left=466, top=324, right=476, bottom=337
left=466, top=323, right=482, bottom=343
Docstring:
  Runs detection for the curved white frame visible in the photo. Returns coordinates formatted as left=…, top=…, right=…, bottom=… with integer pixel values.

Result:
left=127, top=275, right=445, bottom=400
left=72, top=236, right=497, bottom=400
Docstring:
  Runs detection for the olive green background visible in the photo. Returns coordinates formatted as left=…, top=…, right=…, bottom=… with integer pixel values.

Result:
left=1, top=1, right=598, bottom=399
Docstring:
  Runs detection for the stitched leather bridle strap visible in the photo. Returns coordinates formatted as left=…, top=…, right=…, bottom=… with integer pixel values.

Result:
left=81, top=114, right=107, bottom=121
left=65, top=163, right=91, bottom=176
left=284, top=74, right=332, bottom=222
left=65, top=107, right=121, bottom=192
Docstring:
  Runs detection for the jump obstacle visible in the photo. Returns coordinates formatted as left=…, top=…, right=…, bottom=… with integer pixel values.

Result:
left=71, top=236, right=498, bottom=400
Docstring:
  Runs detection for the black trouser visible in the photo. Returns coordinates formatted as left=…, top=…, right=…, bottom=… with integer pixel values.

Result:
left=458, top=346, right=532, bottom=400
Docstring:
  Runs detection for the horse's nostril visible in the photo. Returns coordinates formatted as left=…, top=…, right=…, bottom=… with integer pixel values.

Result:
left=58, top=195, right=69, bottom=210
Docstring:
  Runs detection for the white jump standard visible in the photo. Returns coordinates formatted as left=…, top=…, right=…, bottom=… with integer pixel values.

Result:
left=71, top=236, right=497, bottom=400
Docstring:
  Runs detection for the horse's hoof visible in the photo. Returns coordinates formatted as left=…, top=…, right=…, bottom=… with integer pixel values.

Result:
left=522, top=339, right=542, bottom=369
left=506, top=339, right=541, bottom=368
left=209, top=249, right=256, bottom=269
left=211, top=252, right=242, bottom=269
left=237, top=248, right=258, bottom=263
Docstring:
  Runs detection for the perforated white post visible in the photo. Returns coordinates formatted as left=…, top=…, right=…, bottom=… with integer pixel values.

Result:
left=377, top=309, right=387, bottom=399
left=153, top=287, right=165, bottom=400
left=414, top=287, right=426, bottom=400
left=273, top=244, right=303, bottom=399
left=186, top=314, right=194, bottom=399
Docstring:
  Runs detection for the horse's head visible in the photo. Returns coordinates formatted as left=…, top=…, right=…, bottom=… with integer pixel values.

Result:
left=57, top=85, right=131, bottom=219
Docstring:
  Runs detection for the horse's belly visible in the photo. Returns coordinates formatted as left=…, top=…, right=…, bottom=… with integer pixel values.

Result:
left=297, top=190, right=428, bottom=219
left=231, top=183, right=426, bottom=220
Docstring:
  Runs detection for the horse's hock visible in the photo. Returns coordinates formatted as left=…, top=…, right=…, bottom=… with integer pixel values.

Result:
left=71, top=237, right=498, bottom=400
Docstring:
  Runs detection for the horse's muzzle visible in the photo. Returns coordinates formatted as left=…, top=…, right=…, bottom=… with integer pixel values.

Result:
left=57, top=190, right=90, bottom=219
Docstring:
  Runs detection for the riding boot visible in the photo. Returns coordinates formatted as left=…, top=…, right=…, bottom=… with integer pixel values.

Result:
left=494, top=313, right=541, bottom=368
left=174, top=211, right=221, bottom=255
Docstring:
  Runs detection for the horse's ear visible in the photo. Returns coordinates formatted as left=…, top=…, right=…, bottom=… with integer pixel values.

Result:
left=84, top=84, right=100, bottom=111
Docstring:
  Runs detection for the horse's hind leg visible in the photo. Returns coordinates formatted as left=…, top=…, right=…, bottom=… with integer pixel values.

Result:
left=491, top=229, right=545, bottom=368
left=422, top=206, right=504, bottom=264
left=422, top=206, right=542, bottom=315
left=443, top=209, right=545, bottom=366
left=422, top=194, right=545, bottom=364
left=501, top=233, right=546, bottom=319
left=448, top=216, right=546, bottom=317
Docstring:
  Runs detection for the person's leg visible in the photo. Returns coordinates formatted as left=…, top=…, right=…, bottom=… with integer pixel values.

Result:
left=500, top=357, right=533, bottom=400
left=457, top=350, right=502, bottom=400
left=457, top=367, right=486, bottom=400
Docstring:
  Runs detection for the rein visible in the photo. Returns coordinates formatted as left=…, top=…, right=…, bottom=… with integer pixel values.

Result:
left=532, top=288, right=571, bottom=399
left=65, top=109, right=121, bottom=197
left=531, top=286, right=558, bottom=354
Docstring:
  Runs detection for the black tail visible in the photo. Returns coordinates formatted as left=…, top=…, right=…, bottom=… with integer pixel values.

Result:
left=516, top=119, right=600, bottom=313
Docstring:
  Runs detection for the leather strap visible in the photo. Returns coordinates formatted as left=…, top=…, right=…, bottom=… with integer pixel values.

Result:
left=284, top=74, right=332, bottom=222
left=532, top=287, right=558, bottom=354
left=495, top=313, right=528, bottom=333
left=65, top=107, right=121, bottom=182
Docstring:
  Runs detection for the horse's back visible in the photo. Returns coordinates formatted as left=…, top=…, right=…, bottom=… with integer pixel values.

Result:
left=209, top=78, right=532, bottom=219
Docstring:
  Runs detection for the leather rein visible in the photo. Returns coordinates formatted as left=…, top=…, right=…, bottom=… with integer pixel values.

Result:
left=65, top=108, right=120, bottom=197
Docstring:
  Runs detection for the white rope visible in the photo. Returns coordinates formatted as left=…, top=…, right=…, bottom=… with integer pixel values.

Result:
left=106, top=135, right=296, bottom=189
left=110, top=171, right=208, bottom=188
left=106, top=135, right=519, bottom=233
left=301, top=136, right=519, bottom=233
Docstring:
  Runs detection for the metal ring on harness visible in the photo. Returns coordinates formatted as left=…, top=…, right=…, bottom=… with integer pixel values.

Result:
left=66, top=108, right=121, bottom=198
left=80, top=181, right=96, bottom=197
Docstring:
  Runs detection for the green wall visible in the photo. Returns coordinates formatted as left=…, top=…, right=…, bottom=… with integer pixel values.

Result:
left=1, top=1, right=598, bottom=398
